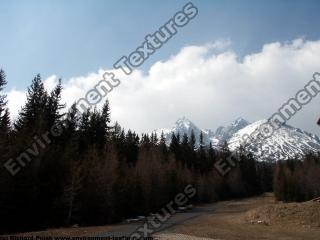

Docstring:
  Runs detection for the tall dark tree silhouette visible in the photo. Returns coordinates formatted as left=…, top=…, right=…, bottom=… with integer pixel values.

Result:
left=46, top=79, right=65, bottom=129
left=159, top=131, right=168, bottom=160
left=189, top=129, right=196, bottom=150
left=198, top=131, right=207, bottom=173
left=169, top=132, right=181, bottom=161
left=0, top=69, right=12, bottom=232
left=0, top=70, right=280, bottom=234
left=0, top=69, right=10, bottom=136
left=14, top=74, right=48, bottom=133
left=208, top=142, right=216, bottom=169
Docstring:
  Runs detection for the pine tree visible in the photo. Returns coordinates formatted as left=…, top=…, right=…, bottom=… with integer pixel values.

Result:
left=169, top=132, right=181, bottom=161
left=63, top=103, right=80, bottom=137
left=0, top=70, right=12, bottom=232
left=46, top=79, right=65, bottom=127
left=78, top=110, right=91, bottom=153
left=159, top=131, right=168, bottom=161
left=151, top=132, right=159, bottom=145
left=198, top=131, right=207, bottom=173
left=140, top=133, right=151, bottom=148
left=100, top=100, right=111, bottom=141
left=0, top=70, right=287, bottom=232
left=0, top=70, right=8, bottom=125
left=111, top=121, right=122, bottom=142
left=208, top=142, right=216, bottom=169
left=14, top=74, right=48, bottom=133
left=124, top=130, right=139, bottom=166
left=239, top=151, right=259, bottom=195
left=189, top=130, right=196, bottom=151
left=0, top=70, right=10, bottom=136
left=181, top=133, right=189, bottom=167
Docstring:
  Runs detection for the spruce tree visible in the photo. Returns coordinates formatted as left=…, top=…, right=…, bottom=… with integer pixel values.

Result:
left=208, top=142, right=216, bottom=169
left=151, top=132, right=159, bottom=145
left=198, top=131, right=207, bottom=173
left=0, top=70, right=10, bottom=135
left=101, top=100, right=111, bottom=140
left=14, top=74, right=48, bottom=133
left=169, top=132, right=181, bottom=161
left=0, top=70, right=8, bottom=124
left=0, top=70, right=12, bottom=232
left=159, top=131, right=168, bottom=160
left=181, top=133, right=190, bottom=167
left=189, top=129, right=196, bottom=150
left=78, top=110, right=91, bottom=153
left=111, top=121, right=122, bottom=142
left=47, top=79, right=65, bottom=127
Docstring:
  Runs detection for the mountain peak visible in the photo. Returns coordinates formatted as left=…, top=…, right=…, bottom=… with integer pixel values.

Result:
left=213, top=117, right=250, bottom=143
left=153, top=117, right=320, bottom=162
left=153, top=117, right=211, bottom=146
left=176, top=116, right=191, bottom=122
left=228, top=119, right=320, bottom=161
left=232, top=117, right=250, bottom=126
left=175, top=116, right=194, bottom=129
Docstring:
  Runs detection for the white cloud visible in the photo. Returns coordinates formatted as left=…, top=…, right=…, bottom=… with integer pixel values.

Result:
left=7, top=90, right=26, bottom=120
left=5, top=39, right=320, bottom=134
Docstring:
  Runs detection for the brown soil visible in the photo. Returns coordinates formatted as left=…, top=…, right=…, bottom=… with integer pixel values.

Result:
left=3, top=193, right=320, bottom=239
left=1, top=225, right=112, bottom=237
left=244, top=200, right=320, bottom=227
left=170, top=193, right=320, bottom=240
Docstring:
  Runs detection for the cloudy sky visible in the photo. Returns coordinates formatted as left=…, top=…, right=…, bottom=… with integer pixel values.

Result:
left=1, top=0, right=320, bottom=134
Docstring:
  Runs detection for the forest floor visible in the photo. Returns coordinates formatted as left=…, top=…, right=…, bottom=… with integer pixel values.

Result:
left=3, top=193, right=320, bottom=240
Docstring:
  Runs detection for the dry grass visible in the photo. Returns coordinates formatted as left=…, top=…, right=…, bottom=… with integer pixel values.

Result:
left=4, top=193, right=320, bottom=240
left=1, top=225, right=113, bottom=237
left=244, top=201, right=320, bottom=227
left=155, top=233, right=220, bottom=240
left=171, top=193, right=320, bottom=240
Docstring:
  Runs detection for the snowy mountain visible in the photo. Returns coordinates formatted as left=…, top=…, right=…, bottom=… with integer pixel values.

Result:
left=228, top=119, right=320, bottom=162
left=211, top=117, right=250, bottom=144
left=153, top=117, right=211, bottom=146
left=152, top=117, right=320, bottom=162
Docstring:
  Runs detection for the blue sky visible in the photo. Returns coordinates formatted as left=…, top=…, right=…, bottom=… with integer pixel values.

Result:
left=1, top=0, right=320, bottom=134
left=1, top=0, right=320, bottom=90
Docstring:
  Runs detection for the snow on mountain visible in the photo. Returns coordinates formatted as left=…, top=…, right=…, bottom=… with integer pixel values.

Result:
left=153, top=117, right=249, bottom=147
left=154, top=117, right=210, bottom=145
left=153, top=117, right=320, bottom=162
left=213, top=117, right=250, bottom=144
left=153, top=117, right=211, bottom=146
left=228, top=119, right=320, bottom=162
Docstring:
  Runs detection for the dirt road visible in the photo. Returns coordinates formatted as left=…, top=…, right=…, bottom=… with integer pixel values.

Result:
left=5, top=193, right=320, bottom=240
left=159, top=193, right=320, bottom=240
left=97, top=204, right=217, bottom=238
left=99, top=193, right=320, bottom=239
